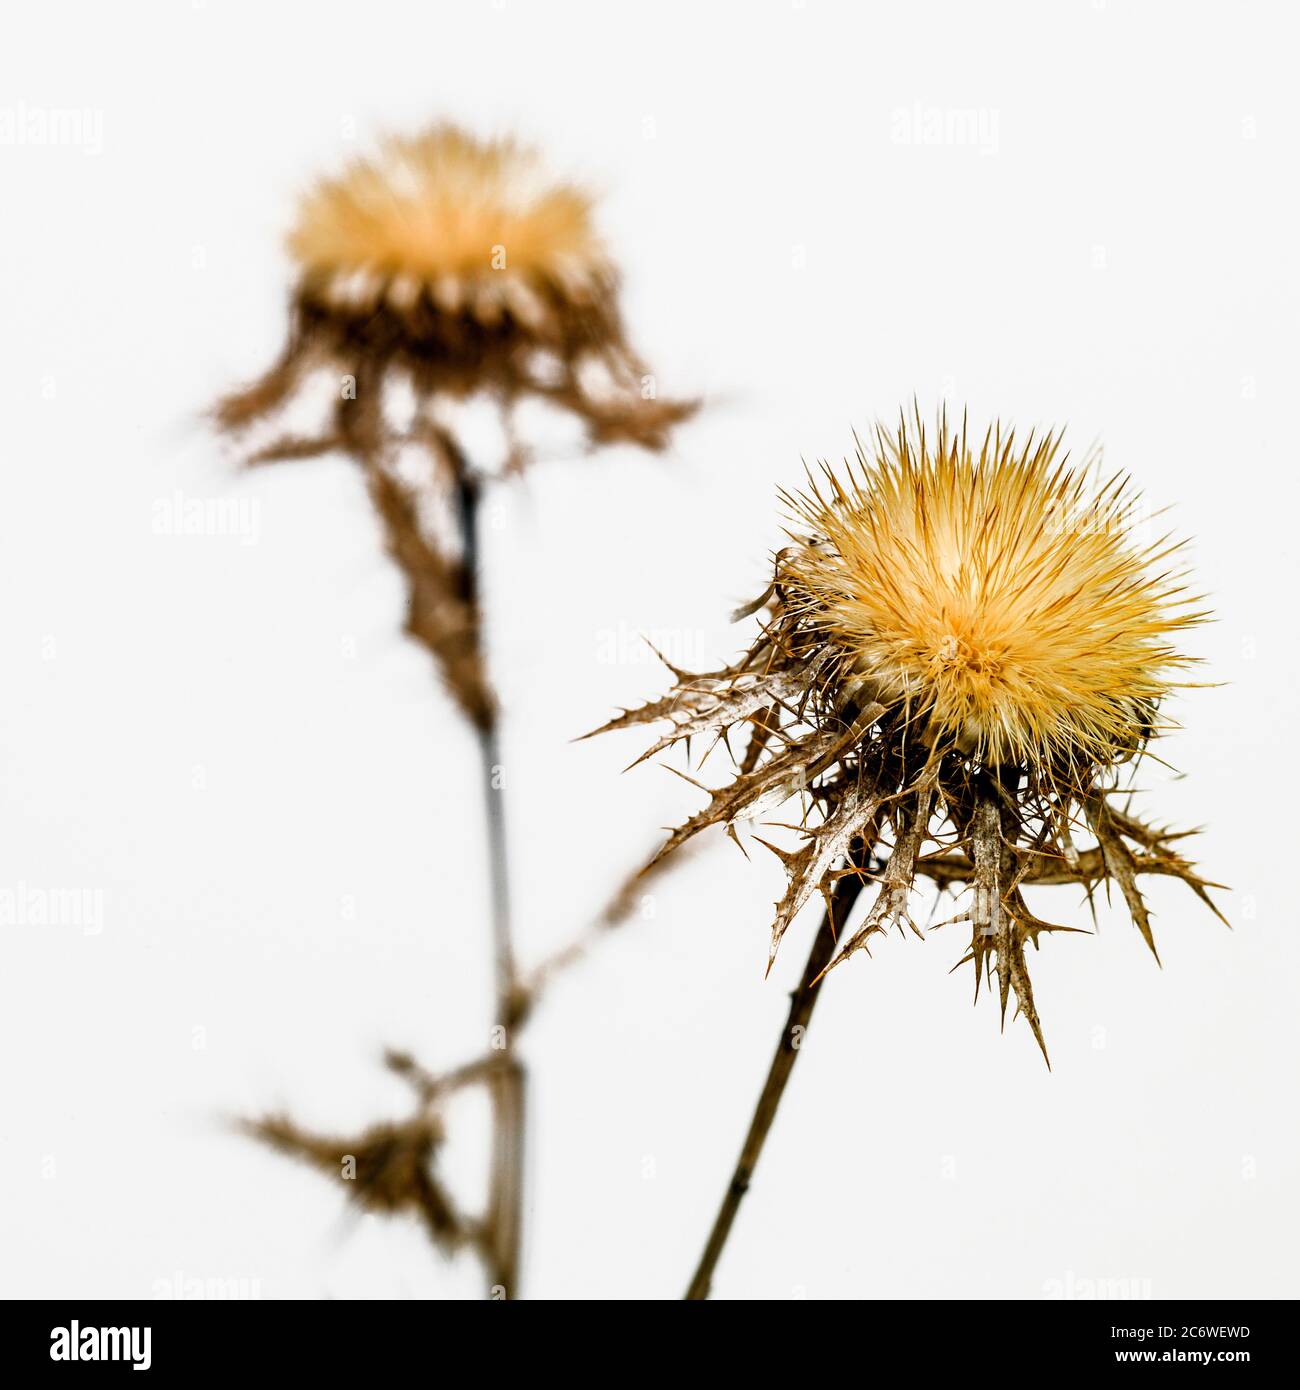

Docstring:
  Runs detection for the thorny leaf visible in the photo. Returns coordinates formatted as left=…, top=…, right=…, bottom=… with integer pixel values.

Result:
left=941, top=794, right=1053, bottom=1065
left=645, top=733, right=839, bottom=869
left=1086, top=795, right=1160, bottom=963
left=758, top=778, right=884, bottom=968
left=583, top=659, right=807, bottom=770
left=918, top=839, right=1225, bottom=901
left=245, top=1111, right=466, bottom=1252
left=244, top=431, right=345, bottom=466
left=825, top=779, right=934, bottom=972
left=739, top=702, right=781, bottom=776
left=363, top=457, right=495, bottom=730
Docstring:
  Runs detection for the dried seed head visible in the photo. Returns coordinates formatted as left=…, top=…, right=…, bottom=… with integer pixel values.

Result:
left=597, top=409, right=1225, bottom=1065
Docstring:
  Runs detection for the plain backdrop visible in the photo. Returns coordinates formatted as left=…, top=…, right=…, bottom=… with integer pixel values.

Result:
left=1, top=0, right=1297, bottom=1300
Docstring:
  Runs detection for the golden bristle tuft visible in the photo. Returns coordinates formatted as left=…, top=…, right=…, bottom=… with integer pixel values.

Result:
left=783, top=416, right=1206, bottom=773
left=287, top=124, right=610, bottom=296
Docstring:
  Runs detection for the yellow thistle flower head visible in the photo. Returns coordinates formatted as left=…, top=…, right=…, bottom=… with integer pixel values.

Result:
left=781, top=416, right=1204, bottom=774
left=595, top=407, right=1224, bottom=1066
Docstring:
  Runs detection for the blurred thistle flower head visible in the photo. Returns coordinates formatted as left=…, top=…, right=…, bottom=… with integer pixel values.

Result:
left=289, top=125, right=613, bottom=320
left=216, top=121, right=694, bottom=459
left=215, top=121, right=695, bottom=728
left=596, top=409, right=1224, bottom=1065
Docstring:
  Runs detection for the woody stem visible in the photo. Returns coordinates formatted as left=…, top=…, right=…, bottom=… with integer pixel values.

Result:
left=684, top=846, right=871, bottom=1300
left=451, top=445, right=526, bottom=1301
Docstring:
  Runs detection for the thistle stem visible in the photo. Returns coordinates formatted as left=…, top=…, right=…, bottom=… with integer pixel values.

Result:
left=685, top=853, right=870, bottom=1300
left=452, top=449, right=526, bottom=1301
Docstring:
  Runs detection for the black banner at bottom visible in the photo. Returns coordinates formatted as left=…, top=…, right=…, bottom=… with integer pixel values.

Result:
left=0, top=1297, right=1282, bottom=1375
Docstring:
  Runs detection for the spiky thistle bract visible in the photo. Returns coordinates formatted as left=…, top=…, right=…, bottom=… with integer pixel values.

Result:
left=595, top=409, right=1225, bottom=1065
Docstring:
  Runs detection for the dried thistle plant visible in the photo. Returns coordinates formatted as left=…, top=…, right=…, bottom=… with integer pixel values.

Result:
left=217, top=123, right=695, bottom=1299
left=596, top=408, right=1226, bottom=1296
left=217, top=122, right=694, bottom=726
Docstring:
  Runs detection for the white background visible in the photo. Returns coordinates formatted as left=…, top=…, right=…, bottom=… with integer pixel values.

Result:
left=1, top=0, right=1296, bottom=1300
